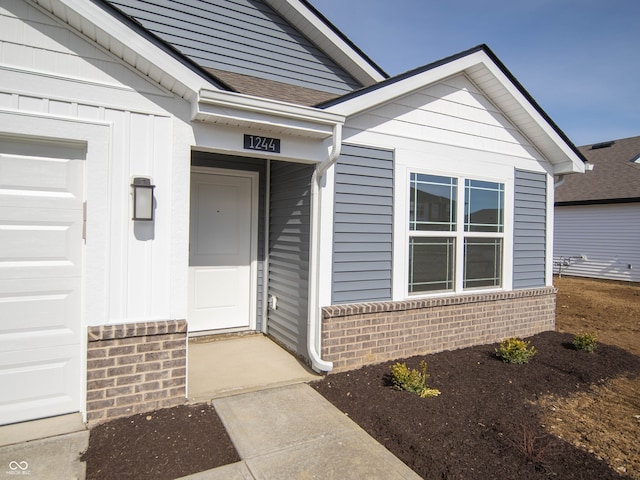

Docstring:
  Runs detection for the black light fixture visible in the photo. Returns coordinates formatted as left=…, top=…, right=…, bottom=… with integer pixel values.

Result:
left=131, top=177, right=155, bottom=221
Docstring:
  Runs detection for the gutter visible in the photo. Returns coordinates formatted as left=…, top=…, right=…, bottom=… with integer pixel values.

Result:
left=307, top=122, right=343, bottom=372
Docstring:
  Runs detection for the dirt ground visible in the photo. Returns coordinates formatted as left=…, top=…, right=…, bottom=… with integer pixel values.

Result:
left=81, top=403, right=239, bottom=480
left=82, top=276, right=639, bottom=479
left=543, top=276, right=640, bottom=478
left=555, top=276, right=640, bottom=356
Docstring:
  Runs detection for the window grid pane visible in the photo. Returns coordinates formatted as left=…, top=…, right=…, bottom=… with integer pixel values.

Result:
left=464, top=179, right=504, bottom=233
left=463, top=238, right=502, bottom=288
left=408, top=237, right=455, bottom=293
left=410, top=173, right=457, bottom=231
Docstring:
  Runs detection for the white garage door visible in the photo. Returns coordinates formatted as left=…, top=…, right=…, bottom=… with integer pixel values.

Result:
left=0, top=137, right=84, bottom=426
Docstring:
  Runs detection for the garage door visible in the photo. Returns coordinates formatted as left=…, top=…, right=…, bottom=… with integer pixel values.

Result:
left=0, top=136, right=84, bottom=425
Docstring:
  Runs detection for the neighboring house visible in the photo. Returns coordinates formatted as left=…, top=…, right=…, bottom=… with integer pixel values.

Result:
left=554, top=136, right=640, bottom=282
left=0, top=0, right=585, bottom=427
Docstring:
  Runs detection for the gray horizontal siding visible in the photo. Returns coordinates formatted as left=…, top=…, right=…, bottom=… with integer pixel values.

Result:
left=267, top=161, right=313, bottom=357
left=109, top=0, right=361, bottom=94
left=513, top=169, right=547, bottom=289
left=191, top=151, right=266, bottom=330
left=332, top=144, right=394, bottom=304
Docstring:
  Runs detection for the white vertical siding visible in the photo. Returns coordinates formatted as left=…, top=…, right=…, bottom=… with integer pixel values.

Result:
left=0, top=0, right=191, bottom=325
left=554, top=203, right=640, bottom=282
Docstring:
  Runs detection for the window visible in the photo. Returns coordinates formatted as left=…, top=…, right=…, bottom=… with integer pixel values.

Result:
left=408, top=173, right=504, bottom=294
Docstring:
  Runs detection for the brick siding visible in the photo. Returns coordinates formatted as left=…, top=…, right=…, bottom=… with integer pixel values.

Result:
left=86, top=320, right=187, bottom=426
left=321, top=288, right=556, bottom=373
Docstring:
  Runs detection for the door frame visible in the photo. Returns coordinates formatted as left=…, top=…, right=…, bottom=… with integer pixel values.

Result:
left=189, top=167, right=260, bottom=334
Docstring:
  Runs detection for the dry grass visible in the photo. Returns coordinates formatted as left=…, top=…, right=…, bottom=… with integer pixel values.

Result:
left=538, top=377, right=640, bottom=478
left=548, top=276, right=640, bottom=478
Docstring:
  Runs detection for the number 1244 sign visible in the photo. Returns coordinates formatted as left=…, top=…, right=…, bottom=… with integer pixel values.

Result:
left=244, top=135, right=281, bottom=153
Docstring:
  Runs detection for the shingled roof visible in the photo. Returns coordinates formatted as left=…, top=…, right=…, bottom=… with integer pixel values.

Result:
left=555, top=135, right=640, bottom=205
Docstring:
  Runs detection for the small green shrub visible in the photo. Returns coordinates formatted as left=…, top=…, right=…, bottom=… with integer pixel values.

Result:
left=390, top=360, right=441, bottom=398
left=496, top=337, right=537, bottom=364
left=573, top=332, right=598, bottom=352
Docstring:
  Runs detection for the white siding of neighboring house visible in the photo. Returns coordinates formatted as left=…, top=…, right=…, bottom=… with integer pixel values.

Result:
left=335, top=73, right=554, bottom=300
left=554, top=203, right=640, bottom=282
left=0, top=0, right=194, bottom=325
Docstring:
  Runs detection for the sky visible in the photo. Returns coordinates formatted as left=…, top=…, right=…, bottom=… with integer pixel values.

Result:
left=310, top=0, right=640, bottom=147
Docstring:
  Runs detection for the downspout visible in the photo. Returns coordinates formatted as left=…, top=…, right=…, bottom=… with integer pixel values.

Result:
left=262, top=160, right=271, bottom=334
left=307, top=122, right=342, bottom=372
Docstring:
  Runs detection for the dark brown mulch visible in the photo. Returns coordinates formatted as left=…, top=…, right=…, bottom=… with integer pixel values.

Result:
left=81, top=403, right=239, bottom=480
left=312, top=331, right=640, bottom=480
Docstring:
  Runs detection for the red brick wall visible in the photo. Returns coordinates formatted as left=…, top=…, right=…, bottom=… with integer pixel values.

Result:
left=86, top=320, right=187, bottom=426
left=321, top=288, right=556, bottom=373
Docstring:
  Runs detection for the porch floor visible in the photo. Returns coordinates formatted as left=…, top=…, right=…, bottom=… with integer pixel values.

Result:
left=187, top=334, right=320, bottom=402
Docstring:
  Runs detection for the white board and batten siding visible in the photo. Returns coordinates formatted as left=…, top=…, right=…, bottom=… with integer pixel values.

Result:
left=0, top=0, right=191, bottom=424
left=554, top=203, right=640, bottom=282
left=110, top=0, right=361, bottom=94
left=332, top=144, right=393, bottom=304
left=1, top=0, right=186, bottom=325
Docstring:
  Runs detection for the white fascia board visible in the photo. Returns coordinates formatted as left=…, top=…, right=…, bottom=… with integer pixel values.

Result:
left=265, top=0, right=386, bottom=86
left=35, top=0, right=211, bottom=98
left=196, top=88, right=345, bottom=138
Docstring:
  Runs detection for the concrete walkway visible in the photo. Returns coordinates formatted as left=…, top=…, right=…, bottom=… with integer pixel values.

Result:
left=0, top=429, right=88, bottom=480
left=188, top=334, right=319, bottom=401
left=0, top=336, right=419, bottom=479
left=178, top=383, right=421, bottom=480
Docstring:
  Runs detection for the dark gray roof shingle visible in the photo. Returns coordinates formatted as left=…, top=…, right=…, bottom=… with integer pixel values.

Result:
left=555, top=135, right=640, bottom=204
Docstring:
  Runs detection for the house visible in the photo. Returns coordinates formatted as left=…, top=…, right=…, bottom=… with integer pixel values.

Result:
left=554, top=136, right=640, bottom=282
left=0, top=0, right=585, bottom=427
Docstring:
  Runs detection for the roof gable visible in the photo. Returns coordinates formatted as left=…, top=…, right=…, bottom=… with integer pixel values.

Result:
left=556, top=136, right=640, bottom=204
left=341, top=73, right=545, bottom=162
left=321, top=45, right=586, bottom=175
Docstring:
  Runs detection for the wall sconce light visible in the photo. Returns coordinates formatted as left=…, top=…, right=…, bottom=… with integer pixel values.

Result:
left=131, top=177, right=155, bottom=221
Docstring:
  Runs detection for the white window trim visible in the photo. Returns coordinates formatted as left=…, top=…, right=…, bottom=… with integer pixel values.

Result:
left=393, top=163, right=514, bottom=301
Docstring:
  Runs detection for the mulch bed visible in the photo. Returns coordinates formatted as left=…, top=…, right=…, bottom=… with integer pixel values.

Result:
left=312, top=331, right=640, bottom=480
left=82, top=330, right=640, bottom=480
left=82, top=403, right=239, bottom=480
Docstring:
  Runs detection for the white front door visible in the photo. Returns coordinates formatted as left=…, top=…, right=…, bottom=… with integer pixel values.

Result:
left=188, top=170, right=257, bottom=332
left=0, top=137, right=84, bottom=425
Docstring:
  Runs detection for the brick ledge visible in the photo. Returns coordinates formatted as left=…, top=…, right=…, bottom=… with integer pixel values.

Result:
left=322, top=287, right=557, bottom=318
left=88, top=320, right=187, bottom=342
